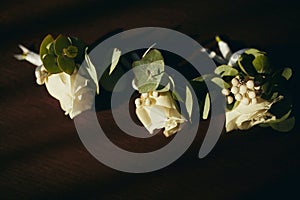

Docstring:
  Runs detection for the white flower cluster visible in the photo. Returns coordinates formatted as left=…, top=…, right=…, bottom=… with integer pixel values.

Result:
left=221, top=76, right=261, bottom=105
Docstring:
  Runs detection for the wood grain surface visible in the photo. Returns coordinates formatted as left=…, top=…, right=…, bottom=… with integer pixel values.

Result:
left=0, top=0, right=299, bottom=199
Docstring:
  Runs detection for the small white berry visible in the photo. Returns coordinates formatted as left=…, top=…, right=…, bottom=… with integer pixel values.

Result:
left=241, top=97, right=250, bottom=105
left=141, top=93, right=148, bottom=98
left=246, top=80, right=254, bottom=89
left=135, top=98, right=141, bottom=107
left=254, top=86, right=261, bottom=90
left=231, top=86, right=239, bottom=94
left=231, top=78, right=239, bottom=86
left=222, top=88, right=230, bottom=96
left=145, top=98, right=151, bottom=106
left=239, top=85, right=247, bottom=94
left=227, top=96, right=234, bottom=104
left=152, top=91, right=159, bottom=98
left=248, top=91, right=256, bottom=99
left=235, top=93, right=242, bottom=101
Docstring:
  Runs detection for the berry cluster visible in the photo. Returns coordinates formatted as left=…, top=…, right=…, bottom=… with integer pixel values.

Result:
left=222, top=76, right=261, bottom=105
left=135, top=91, right=159, bottom=108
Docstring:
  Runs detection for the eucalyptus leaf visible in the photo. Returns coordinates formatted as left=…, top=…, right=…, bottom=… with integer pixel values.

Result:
left=203, top=93, right=210, bottom=120
left=192, top=74, right=214, bottom=82
left=85, top=51, right=99, bottom=94
left=140, top=49, right=163, bottom=63
left=172, top=90, right=184, bottom=102
left=109, top=48, right=121, bottom=75
left=281, top=67, right=292, bottom=80
left=138, top=83, right=158, bottom=93
left=185, top=86, right=193, bottom=121
left=270, top=117, right=295, bottom=132
left=70, top=37, right=86, bottom=63
left=244, top=48, right=263, bottom=56
left=211, top=77, right=230, bottom=89
left=132, top=49, right=165, bottom=93
left=63, top=45, right=78, bottom=58
left=42, top=54, right=62, bottom=74
left=54, top=35, right=71, bottom=56
left=214, top=65, right=239, bottom=77
left=156, top=82, right=171, bottom=92
left=267, top=110, right=292, bottom=124
left=252, top=54, right=270, bottom=73
left=40, top=34, right=54, bottom=59
left=57, top=55, right=76, bottom=75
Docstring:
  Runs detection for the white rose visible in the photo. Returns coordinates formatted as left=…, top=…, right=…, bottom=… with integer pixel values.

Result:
left=135, top=91, right=186, bottom=137
left=36, top=65, right=98, bottom=119
left=225, top=97, right=280, bottom=132
left=15, top=45, right=99, bottom=119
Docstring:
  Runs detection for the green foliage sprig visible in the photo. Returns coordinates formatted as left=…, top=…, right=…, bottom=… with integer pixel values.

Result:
left=39, top=34, right=86, bottom=75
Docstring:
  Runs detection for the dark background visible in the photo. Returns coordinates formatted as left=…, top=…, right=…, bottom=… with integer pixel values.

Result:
left=0, top=0, right=299, bottom=199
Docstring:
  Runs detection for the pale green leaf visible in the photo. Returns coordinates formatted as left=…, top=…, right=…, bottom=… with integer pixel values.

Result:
left=109, top=48, right=121, bottom=75
left=281, top=67, right=292, bottom=80
left=85, top=50, right=99, bottom=94
left=270, top=117, right=295, bottom=132
left=252, top=54, right=270, bottom=73
left=138, top=83, right=158, bottom=93
left=185, top=86, right=193, bottom=121
left=133, top=60, right=164, bottom=93
left=203, top=93, right=210, bottom=120
left=211, top=77, right=230, bottom=89
left=172, top=90, right=183, bottom=102
left=214, top=65, right=239, bottom=77
left=192, top=74, right=214, bottom=82
left=156, top=82, right=170, bottom=92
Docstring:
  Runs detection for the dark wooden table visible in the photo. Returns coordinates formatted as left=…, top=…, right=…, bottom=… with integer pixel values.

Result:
left=1, top=0, right=299, bottom=199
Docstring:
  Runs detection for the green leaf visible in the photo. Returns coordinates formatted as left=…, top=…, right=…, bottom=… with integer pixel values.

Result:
left=132, top=49, right=165, bottom=93
left=244, top=48, right=264, bottom=55
left=281, top=67, right=292, bottom=80
left=211, top=77, right=230, bottom=89
left=227, top=99, right=240, bottom=110
left=203, top=93, right=210, bottom=120
left=63, top=45, right=78, bottom=58
left=57, top=55, right=76, bottom=75
left=141, top=49, right=163, bottom=63
left=270, top=117, right=295, bottom=132
left=252, top=54, right=271, bottom=73
left=40, top=34, right=54, bottom=59
left=267, top=110, right=292, bottom=124
left=156, top=82, right=171, bottom=92
left=54, top=35, right=71, bottom=56
left=85, top=51, right=99, bottom=94
left=172, top=90, right=183, bottom=102
left=238, top=53, right=258, bottom=77
left=42, top=54, right=62, bottom=74
left=214, top=65, right=239, bottom=77
left=192, top=74, right=214, bottom=82
left=69, top=36, right=86, bottom=63
left=137, top=83, right=158, bottom=93
left=185, top=86, right=193, bottom=121
left=109, top=48, right=121, bottom=75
